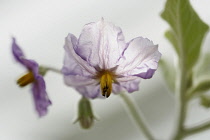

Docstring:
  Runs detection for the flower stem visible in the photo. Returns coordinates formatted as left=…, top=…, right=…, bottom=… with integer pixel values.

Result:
left=172, top=60, right=189, bottom=140
left=120, top=93, right=155, bottom=140
left=39, top=65, right=61, bottom=75
left=184, top=120, right=210, bottom=137
left=46, top=66, right=61, bottom=74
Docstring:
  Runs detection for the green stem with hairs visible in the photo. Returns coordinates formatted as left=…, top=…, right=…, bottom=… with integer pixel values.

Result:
left=120, top=93, right=155, bottom=140
left=172, top=59, right=189, bottom=140
left=184, top=120, right=210, bottom=137
left=39, top=65, right=61, bottom=75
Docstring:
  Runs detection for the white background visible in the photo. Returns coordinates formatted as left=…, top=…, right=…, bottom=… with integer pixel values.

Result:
left=0, top=0, right=210, bottom=140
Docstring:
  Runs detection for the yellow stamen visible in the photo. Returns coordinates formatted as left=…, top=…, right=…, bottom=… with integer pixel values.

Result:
left=17, top=71, right=35, bottom=87
left=100, top=72, right=113, bottom=98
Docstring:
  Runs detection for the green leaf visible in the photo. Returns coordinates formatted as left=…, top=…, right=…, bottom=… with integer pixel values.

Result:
left=159, top=59, right=176, bottom=92
left=187, top=78, right=210, bottom=99
left=165, top=30, right=179, bottom=56
left=161, top=0, right=209, bottom=69
left=200, top=95, right=210, bottom=108
left=191, top=79, right=210, bottom=94
left=194, top=53, right=210, bottom=79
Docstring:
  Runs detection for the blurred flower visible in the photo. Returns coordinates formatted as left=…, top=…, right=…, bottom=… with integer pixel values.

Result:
left=75, top=97, right=96, bottom=129
left=12, top=38, right=51, bottom=117
left=62, top=19, right=161, bottom=98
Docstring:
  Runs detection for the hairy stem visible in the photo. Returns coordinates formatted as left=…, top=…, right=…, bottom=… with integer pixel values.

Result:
left=39, top=65, right=61, bottom=75
left=46, top=67, right=61, bottom=74
left=184, top=120, right=210, bottom=137
left=120, top=93, right=155, bottom=140
left=172, top=60, right=188, bottom=140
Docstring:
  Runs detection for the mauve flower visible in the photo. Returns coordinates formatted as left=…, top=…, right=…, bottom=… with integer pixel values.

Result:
left=12, top=38, right=51, bottom=117
left=62, top=19, right=161, bottom=98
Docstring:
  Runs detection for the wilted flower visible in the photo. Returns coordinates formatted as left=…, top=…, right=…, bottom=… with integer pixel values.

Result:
left=75, top=97, right=96, bottom=129
left=12, top=38, right=51, bottom=117
left=62, top=19, right=161, bottom=98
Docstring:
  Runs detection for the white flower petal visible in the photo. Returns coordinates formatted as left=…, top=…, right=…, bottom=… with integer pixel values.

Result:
left=75, top=84, right=103, bottom=99
left=63, top=33, right=96, bottom=75
left=62, top=34, right=97, bottom=86
left=116, top=37, right=161, bottom=79
left=76, top=19, right=126, bottom=69
left=113, top=77, right=141, bottom=93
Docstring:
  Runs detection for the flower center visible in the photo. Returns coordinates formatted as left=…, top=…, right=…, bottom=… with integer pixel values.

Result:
left=17, top=71, right=35, bottom=87
left=99, top=71, right=113, bottom=98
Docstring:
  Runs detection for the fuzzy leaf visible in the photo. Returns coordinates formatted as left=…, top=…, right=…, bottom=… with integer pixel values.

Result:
left=192, top=79, right=210, bottom=94
left=200, top=95, right=210, bottom=108
left=165, top=30, right=179, bottom=56
left=161, top=0, right=209, bottom=69
left=194, top=53, right=210, bottom=79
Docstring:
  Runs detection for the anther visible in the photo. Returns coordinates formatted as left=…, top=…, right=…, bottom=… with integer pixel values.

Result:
left=100, top=72, right=112, bottom=98
left=17, top=71, right=35, bottom=87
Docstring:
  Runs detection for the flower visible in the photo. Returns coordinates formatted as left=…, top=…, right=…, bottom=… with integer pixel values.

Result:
left=12, top=38, right=51, bottom=117
left=62, top=19, right=161, bottom=98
